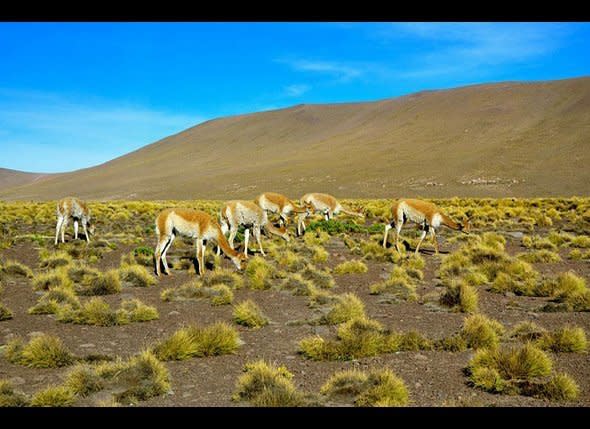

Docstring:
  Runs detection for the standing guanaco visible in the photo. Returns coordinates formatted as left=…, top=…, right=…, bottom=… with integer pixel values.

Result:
left=297, top=193, right=364, bottom=236
left=154, top=208, right=245, bottom=277
left=382, top=198, right=470, bottom=254
left=217, top=200, right=290, bottom=257
left=254, top=192, right=311, bottom=226
left=55, top=197, right=95, bottom=245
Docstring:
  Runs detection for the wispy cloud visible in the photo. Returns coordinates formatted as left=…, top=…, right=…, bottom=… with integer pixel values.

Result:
left=276, top=58, right=363, bottom=82
left=0, top=89, right=205, bottom=173
left=283, top=84, right=311, bottom=97
left=387, top=23, right=569, bottom=78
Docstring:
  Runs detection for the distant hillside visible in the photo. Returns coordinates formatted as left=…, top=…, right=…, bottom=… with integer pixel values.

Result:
left=0, top=168, right=47, bottom=193
left=1, top=76, right=589, bottom=200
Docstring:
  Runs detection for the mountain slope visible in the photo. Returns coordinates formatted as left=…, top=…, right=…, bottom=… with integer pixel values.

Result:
left=0, top=168, right=47, bottom=193
left=1, top=76, right=589, bottom=200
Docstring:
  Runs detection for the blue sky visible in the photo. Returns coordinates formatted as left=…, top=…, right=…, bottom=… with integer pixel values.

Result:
left=1, top=22, right=589, bottom=173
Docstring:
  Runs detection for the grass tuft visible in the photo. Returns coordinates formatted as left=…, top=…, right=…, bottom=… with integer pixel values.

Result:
left=152, top=322, right=240, bottom=361
left=119, top=264, right=156, bottom=288
left=233, top=300, right=269, bottom=328
left=233, top=360, right=304, bottom=407
left=0, top=380, right=29, bottom=407
left=321, top=293, right=366, bottom=325
left=5, top=334, right=74, bottom=368
left=30, top=386, right=76, bottom=407
left=334, top=260, right=368, bottom=275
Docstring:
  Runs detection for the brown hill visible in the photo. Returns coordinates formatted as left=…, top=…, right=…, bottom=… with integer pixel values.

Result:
left=0, top=168, right=47, bottom=193
left=1, top=76, right=589, bottom=200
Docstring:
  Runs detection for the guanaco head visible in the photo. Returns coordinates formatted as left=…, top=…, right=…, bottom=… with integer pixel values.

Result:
left=230, top=253, right=247, bottom=271
left=277, top=225, right=290, bottom=242
left=458, top=218, right=471, bottom=233
left=87, top=218, right=96, bottom=236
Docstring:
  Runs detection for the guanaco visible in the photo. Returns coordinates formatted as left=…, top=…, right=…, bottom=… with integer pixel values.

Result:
left=298, top=193, right=364, bottom=236
left=55, top=197, right=95, bottom=245
left=154, top=208, right=245, bottom=276
left=254, top=192, right=311, bottom=226
left=217, top=200, right=290, bottom=257
left=382, top=198, right=470, bottom=254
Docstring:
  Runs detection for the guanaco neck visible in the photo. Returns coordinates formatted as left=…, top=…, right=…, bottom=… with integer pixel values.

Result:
left=440, top=213, right=461, bottom=230
left=214, top=225, right=240, bottom=258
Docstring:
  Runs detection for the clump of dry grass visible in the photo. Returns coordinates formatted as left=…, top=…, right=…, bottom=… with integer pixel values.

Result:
left=320, top=368, right=409, bottom=407
left=522, top=235, right=557, bottom=250
left=276, top=251, right=307, bottom=272
left=161, top=280, right=234, bottom=306
left=232, top=360, right=305, bottom=407
left=320, top=293, right=366, bottom=325
left=5, top=333, right=75, bottom=368
left=369, top=266, right=418, bottom=302
left=538, top=373, right=580, bottom=402
left=119, top=264, right=156, bottom=288
left=76, top=269, right=121, bottom=296
left=359, top=240, right=401, bottom=263
left=233, top=300, right=269, bottom=328
left=280, top=273, right=317, bottom=296
left=32, top=268, right=73, bottom=291
left=303, top=230, right=330, bottom=246
left=63, top=364, right=104, bottom=397
left=152, top=322, right=240, bottom=361
left=467, top=343, right=552, bottom=394
left=0, top=303, right=13, bottom=321
left=311, top=246, right=329, bottom=263
left=39, top=250, right=73, bottom=269
left=30, top=385, right=76, bottom=407
left=0, top=380, right=29, bottom=407
left=440, top=280, right=479, bottom=313
left=28, top=286, right=80, bottom=315
left=517, top=250, right=562, bottom=263
left=460, top=314, right=505, bottom=349
left=301, top=264, right=335, bottom=289
left=534, top=326, right=587, bottom=353
left=334, top=260, right=368, bottom=275
left=540, top=271, right=590, bottom=312
left=202, top=269, right=244, bottom=289
left=244, top=256, right=275, bottom=290
left=1, top=260, right=33, bottom=278
left=509, top=321, right=547, bottom=342
left=300, top=317, right=432, bottom=361
left=56, top=297, right=158, bottom=326
left=568, top=249, right=590, bottom=260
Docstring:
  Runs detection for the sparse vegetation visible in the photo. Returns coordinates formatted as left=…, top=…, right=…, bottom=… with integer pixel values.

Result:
left=244, top=256, right=275, bottom=290
left=233, top=360, right=305, bottom=407
left=1, top=260, right=33, bottom=278
left=0, top=303, right=13, bottom=321
left=0, top=380, right=29, bottom=407
left=233, top=300, right=269, bottom=328
left=152, top=323, right=239, bottom=361
left=5, top=334, right=75, bottom=368
left=321, top=368, right=409, bottom=407
left=119, top=264, right=156, bottom=288
left=320, top=293, right=366, bottom=325
left=333, top=260, right=368, bottom=275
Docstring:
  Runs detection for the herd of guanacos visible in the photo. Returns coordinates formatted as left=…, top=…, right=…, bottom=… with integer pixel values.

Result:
left=54, top=192, right=471, bottom=277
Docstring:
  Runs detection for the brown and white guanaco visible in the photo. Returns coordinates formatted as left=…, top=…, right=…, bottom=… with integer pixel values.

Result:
left=154, top=208, right=245, bottom=276
left=217, top=200, right=290, bottom=257
left=55, top=197, right=95, bottom=245
left=382, top=198, right=470, bottom=254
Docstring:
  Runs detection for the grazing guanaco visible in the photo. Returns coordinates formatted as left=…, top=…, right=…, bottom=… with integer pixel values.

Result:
left=154, top=208, right=245, bottom=277
left=55, top=197, right=95, bottom=245
left=217, top=200, right=290, bottom=257
left=297, top=193, right=364, bottom=236
left=382, top=198, right=470, bottom=255
left=254, top=192, right=311, bottom=226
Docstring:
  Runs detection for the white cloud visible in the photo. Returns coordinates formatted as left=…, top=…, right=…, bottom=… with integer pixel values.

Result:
left=284, top=84, right=311, bottom=97
left=389, top=23, right=569, bottom=78
left=0, top=89, right=206, bottom=172
left=277, top=58, right=363, bottom=82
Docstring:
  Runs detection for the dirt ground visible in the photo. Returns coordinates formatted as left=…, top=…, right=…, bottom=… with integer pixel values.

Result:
left=1, top=216, right=589, bottom=407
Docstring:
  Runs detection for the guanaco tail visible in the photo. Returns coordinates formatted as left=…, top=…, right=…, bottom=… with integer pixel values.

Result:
left=254, top=192, right=312, bottom=227
left=383, top=198, right=470, bottom=255
left=217, top=200, right=290, bottom=257
left=55, top=197, right=95, bottom=245
left=297, top=192, right=364, bottom=236
left=154, top=208, right=245, bottom=276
